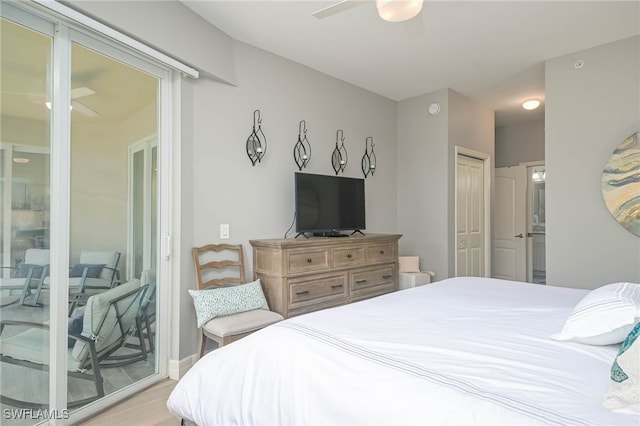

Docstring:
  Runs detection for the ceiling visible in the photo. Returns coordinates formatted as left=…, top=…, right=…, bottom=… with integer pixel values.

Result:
left=181, top=0, right=640, bottom=127
left=1, top=17, right=157, bottom=126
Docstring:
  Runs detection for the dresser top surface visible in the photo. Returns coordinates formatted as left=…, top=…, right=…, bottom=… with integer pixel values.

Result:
left=250, top=233, right=402, bottom=249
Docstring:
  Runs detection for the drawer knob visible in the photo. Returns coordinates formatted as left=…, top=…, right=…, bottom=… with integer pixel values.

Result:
left=382, top=274, right=392, bottom=279
left=379, top=250, right=385, bottom=254
left=356, top=279, right=367, bottom=284
left=347, top=254, right=352, bottom=258
left=331, top=284, right=343, bottom=289
left=296, top=290, right=310, bottom=296
left=307, top=258, right=312, bottom=263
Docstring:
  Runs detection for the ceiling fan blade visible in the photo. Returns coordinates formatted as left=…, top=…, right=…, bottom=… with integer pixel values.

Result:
left=312, top=0, right=370, bottom=19
left=71, top=100, right=99, bottom=117
left=71, top=86, right=95, bottom=99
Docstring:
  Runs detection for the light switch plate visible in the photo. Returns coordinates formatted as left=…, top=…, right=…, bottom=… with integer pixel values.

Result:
left=220, top=224, right=230, bottom=239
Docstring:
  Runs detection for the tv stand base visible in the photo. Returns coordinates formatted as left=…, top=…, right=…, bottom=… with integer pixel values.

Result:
left=313, top=231, right=348, bottom=238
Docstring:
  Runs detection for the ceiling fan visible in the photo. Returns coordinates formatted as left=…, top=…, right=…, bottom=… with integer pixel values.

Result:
left=313, top=0, right=424, bottom=23
left=47, top=87, right=99, bottom=117
left=6, top=86, right=99, bottom=117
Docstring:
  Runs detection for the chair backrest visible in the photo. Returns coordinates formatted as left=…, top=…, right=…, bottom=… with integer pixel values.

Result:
left=23, top=249, right=50, bottom=266
left=71, top=278, right=145, bottom=365
left=78, top=250, right=120, bottom=281
left=192, top=244, right=246, bottom=290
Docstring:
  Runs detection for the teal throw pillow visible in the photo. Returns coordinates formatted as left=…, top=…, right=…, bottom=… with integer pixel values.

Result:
left=603, top=322, right=640, bottom=412
left=188, top=279, right=269, bottom=328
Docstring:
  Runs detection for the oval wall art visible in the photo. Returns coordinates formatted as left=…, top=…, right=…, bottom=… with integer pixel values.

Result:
left=602, top=131, right=640, bottom=237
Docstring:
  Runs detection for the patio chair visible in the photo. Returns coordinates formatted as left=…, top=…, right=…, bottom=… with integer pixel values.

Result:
left=41, top=250, right=121, bottom=312
left=0, top=278, right=147, bottom=409
left=0, top=248, right=49, bottom=307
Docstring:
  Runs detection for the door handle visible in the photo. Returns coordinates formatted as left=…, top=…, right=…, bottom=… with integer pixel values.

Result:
left=514, top=233, right=524, bottom=239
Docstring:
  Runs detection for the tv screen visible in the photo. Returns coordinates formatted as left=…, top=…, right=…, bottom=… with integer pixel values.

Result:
left=295, top=172, right=365, bottom=235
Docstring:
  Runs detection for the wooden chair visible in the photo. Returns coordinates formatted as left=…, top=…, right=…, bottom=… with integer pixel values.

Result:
left=192, top=244, right=283, bottom=357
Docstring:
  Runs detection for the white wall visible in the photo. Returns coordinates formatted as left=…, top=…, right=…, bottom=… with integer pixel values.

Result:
left=495, top=120, right=545, bottom=167
left=179, top=41, right=398, bottom=357
left=546, top=35, right=640, bottom=289
left=397, top=89, right=494, bottom=280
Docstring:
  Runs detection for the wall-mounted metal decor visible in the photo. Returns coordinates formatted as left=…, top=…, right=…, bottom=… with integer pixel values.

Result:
left=602, top=130, right=640, bottom=237
left=246, top=109, right=267, bottom=166
left=361, top=136, right=377, bottom=178
left=293, top=120, right=312, bottom=171
left=331, top=129, right=348, bottom=175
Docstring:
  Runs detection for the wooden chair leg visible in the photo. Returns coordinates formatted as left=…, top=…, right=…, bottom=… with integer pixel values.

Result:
left=198, top=331, right=207, bottom=359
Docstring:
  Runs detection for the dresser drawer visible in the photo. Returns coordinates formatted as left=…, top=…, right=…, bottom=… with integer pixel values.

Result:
left=351, top=282, right=395, bottom=302
left=350, top=266, right=394, bottom=291
left=289, top=273, right=347, bottom=306
left=287, top=248, right=329, bottom=274
left=366, top=244, right=396, bottom=263
left=331, top=246, right=365, bottom=268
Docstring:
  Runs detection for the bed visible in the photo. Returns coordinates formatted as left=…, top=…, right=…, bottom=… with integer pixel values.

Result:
left=167, top=277, right=639, bottom=425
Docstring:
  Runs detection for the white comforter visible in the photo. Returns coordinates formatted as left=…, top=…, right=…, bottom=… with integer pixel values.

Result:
left=168, top=277, right=638, bottom=425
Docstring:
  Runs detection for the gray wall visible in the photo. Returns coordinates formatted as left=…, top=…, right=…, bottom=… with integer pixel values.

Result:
left=180, top=42, right=398, bottom=357
left=69, top=1, right=236, bottom=83
left=397, top=89, right=494, bottom=280
left=495, top=120, right=545, bottom=167
left=546, top=35, right=640, bottom=289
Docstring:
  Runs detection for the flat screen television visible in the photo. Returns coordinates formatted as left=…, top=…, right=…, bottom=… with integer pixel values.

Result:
left=295, top=172, right=365, bottom=237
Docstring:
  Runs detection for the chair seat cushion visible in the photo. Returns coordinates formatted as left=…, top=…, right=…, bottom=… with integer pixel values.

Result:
left=0, top=277, right=30, bottom=290
left=1, top=328, right=82, bottom=371
left=202, top=309, right=283, bottom=338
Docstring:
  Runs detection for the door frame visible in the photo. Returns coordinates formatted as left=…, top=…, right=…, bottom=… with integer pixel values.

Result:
left=522, top=161, right=545, bottom=283
left=454, top=146, right=492, bottom=277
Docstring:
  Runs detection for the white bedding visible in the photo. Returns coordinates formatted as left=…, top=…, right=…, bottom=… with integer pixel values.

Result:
left=168, top=277, right=638, bottom=425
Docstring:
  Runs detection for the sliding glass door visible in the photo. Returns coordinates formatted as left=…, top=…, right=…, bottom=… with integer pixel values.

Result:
left=1, top=3, right=170, bottom=423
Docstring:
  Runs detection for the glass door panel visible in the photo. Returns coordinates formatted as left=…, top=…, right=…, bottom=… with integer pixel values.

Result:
left=529, top=165, right=546, bottom=284
left=0, top=16, right=52, bottom=422
left=68, top=41, right=159, bottom=411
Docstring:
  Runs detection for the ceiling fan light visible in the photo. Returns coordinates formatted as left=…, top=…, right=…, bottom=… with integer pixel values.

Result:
left=45, top=101, right=73, bottom=111
left=522, top=99, right=541, bottom=110
left=376, top=0, right=423, bottom=22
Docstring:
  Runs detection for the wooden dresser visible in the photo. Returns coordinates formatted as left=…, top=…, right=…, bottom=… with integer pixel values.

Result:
left=250, top=234, right=402, bottom=318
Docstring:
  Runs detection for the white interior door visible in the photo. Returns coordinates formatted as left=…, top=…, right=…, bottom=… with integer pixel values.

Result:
left=456, top=154, right=485, bottom=277
left=494, top=166, right=526, bottom=281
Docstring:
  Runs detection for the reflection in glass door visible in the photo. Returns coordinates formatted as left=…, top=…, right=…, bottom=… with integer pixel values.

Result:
left=0, top=14, right=53, bottom=424
left=67, top=40, right=159, bottom=411
left=1, top=4, right=166, bottom=422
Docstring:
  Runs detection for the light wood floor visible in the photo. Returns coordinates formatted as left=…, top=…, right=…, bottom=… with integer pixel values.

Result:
left=77, top=379, right=179, bottom=426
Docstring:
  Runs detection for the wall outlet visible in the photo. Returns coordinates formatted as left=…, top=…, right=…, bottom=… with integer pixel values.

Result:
left=220, top=224, right=230, bottom=239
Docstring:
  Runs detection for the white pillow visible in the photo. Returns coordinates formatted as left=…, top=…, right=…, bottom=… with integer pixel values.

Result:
left=551, top=282, right=640, bottom=345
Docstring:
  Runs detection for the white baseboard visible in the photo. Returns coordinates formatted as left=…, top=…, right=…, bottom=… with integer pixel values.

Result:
left=168, top=353, right=199, bottom=379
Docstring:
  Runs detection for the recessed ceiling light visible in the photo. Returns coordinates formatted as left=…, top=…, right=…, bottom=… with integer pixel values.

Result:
left=522, top=99, right=541, bottom=110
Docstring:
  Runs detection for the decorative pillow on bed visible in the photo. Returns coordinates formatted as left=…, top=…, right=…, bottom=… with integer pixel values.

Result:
left=551, top=282, right=640, bottom=345
left=188, top=279, right=269, bottom=328
left=603, top=322, right=640, bottom=412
